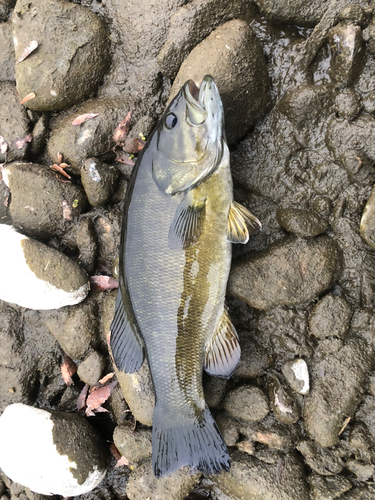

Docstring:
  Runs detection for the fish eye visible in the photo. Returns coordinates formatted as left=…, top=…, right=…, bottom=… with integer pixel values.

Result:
left=165, top=113, right=178, bottom=130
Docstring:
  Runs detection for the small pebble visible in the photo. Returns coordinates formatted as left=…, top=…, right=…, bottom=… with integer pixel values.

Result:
left=77, top=351, right=106, bottom=386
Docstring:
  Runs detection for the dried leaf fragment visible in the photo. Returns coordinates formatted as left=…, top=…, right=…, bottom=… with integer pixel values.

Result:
left=117, top=153, right=135, bottom=166
left=72, top=113, right=100, bottom=125
left=77, top=383, right=89, bottom=411
left=116, top=455, right=130, bottom=468
left=98, top=372, right=115, bottom=386
left=61, top=355, right=77, bottom=386
left=89, top=276, right=119, bottom=291
left=0, top=136, right=8, bottom=155
left=62, top=199, right=72, bottom=221
left=20, top=92, right=36, bottom=105
left=113, top=111, right=132, bottom=145
left=18, top=40, right=38, bottom=63
left=14, top=133, right=33, bottom=150
left=50, top=162, right=71, bottom=179
left=339, top=416, right=351, bottom=435
left=85, top=380, right=117, bottom=416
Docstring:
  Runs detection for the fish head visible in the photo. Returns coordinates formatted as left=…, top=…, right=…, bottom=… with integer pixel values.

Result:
left=152, top=75, right=225, bottom=195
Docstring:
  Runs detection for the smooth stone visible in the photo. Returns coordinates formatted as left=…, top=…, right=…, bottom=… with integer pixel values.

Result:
left=48, top=98, right=129, bottom=175
left=328, top=23, right=364, bottom=86
left=77, top=351, right=106, bottom=386
left=224, top=385, right=269, bottom=422
left=282, top=359, right=310, bottom=395
left=229, top=236, right=342, bottom=311
left=276, top=207, right=328, bottom=237
left=113, top=422, right=152, bottom=464
left=0, top=226, right=89, bottom=310
left=12, top=0, right=109, bottom=111
left=0, top=22, right=14, bottom=82
left=216, top=412, right=240, bottom=447
left=308, top=293, right=352, bottom=339
left=169, top=19, right=270, bottom=144
left=0, top=403, right=108, bottom=496
left=81, top=158, right=120, bottom=207
left=92, top=206, right=122, bottom=272
left=2, top=162, right=88, bottom=239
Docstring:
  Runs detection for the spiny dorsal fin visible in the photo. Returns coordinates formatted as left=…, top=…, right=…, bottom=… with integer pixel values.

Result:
left=205, top=308, right=240, bottom=378
left=110, top=290, right=144, bottom=374
left=228, top=201, right=262, bottom=244
left=168, top=190, right=206, bottom=250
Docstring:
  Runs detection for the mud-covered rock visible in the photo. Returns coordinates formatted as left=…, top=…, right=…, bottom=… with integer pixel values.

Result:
left=40, top=296, right=100, bottom=360
left=328, top=23, right=364, bottom=86
left=304, top=337, right=375, bottom=447
left=276, top=207, right=328, bottom=237
left=30, top=114, right=49, bottom=157
left=2, top=162, right=88, bottom=239
left=81, top=158, right=120, bottom=207
left=282, top=358, right=310, bottom=395
left=170, top=19, right=270, bottom=144
left=224, top=385, right=269, bottom=422
left=0, top=225, right=89, bottom=310
left=346, top=459, right=374, bottom=481
left=126, top=461, right=200, bottom=500
left=297, top=440, right=345, bottom=476
left=77, top=351, right=106, bottom=386
left=203, top=375, right=227, bottom=408
left=229, top=236, right=342, bottom=311
left=253, top=0, right=331, bottom=25
left=106, top=384, right=129, bottom=426
left=240, top=414, right=300, bottom=450
left=334, top=90, right=363, bottom=120
left=76, top=218, right=98, bottom=275
left=0, top=22, right=14, bottom=82
left=12, top=0, right=109, bottom=111
left=0, top=180, right=11, bottom=225
left=216, top=412, right=240, bottom=447
left=309, top=293, right=352, bottom=339
left=233, top=336, right=271, bottom=379
left=308, top=473, right=352, bottom=499
left=0, top=83, right=30, bottom=163
left=208, top=450, right=309, bottom=500
left=0, top=404, right=108, bottom=496
left=360, top=185, right=375, bottom=250
left=157, top=0, right=256, bottom=79
left=267, top=375, right=300, bottom=424
left=48, top=99, right=129, bottom=175
left=113, top=422, right=152, bottom=465
left=92, top=205, right=122, bottom=272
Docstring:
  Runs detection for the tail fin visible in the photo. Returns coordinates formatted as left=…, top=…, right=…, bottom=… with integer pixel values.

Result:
left=152, top=403, right=230, bottom=478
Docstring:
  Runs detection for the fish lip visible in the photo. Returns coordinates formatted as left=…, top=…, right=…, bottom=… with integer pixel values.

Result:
left=184, top=80, right=205, bottom=112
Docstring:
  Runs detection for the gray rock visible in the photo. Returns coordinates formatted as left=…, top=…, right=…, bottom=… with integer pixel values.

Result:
left=0, top=226, right=89, bottom=310
left=0, top=83, right=30, bottom=163
left=100, top=289, right=117, bottom=350
left=308, top=473, right=352, bottom=500
left=224, top=385, right=269, bottom=422
left=30, top=114, right=49, bottom=158
left=0, top=404, right=108, bottom=496
left=208, top=450, right=309, bottom=500
left=363, top=18, right=375, bottom=55
left=341, top=485, right=375, bottom=499
left=0, top=180, right=11, bottom=225
left=157, top=0, right=256, bottom=79
left=106, top=383, right=129, bottom=426
left=40, top=296, right=100, bottom=360
left=304, top=337, right=375, bottom=447
left=113, top=422, right=152, bottom=465
left=240, top=414, right=300, bottom=450
left=76, top=218, right=98, bottom=275
left=92, top=206, right=122, bottom=273
left=2, top=162, right=88, bottom=239
left=216, top=412, right=240, bottom=447
left=360, top=185, right=375, bottom=250
left=0, top=22, right=14, bottom=82
left=48, top=98, right=129, bottom=175
left=346, top=460, right=374, bottom=481
left=334, top=90, right=363, bottom=120
left=126, top=461, right=200, bottom=500
left=282, top=359, right=310, bottom=395
left=308, top=293, right=352, bottom=339
left=253, top=0, right=332, bottom=25
left=297, top=440, right=344, bottom=476
left=203, top=376, right=227, bottom=408
left=229, top=236, right=342, bottom=311
left=328, top=23, right=364, bottom=86
left=77, top=351, right=106, bottom=386
left=12, top=0, right=110, bottom=111
left=267, top=375, right=300, bottom=424
left=81, top=158, right=120, bottom=207
left=276, top=208, right=328, bottom=237
left=233, top=336, right=271, bottom=379
left=169, top=19, right=271, bottom=144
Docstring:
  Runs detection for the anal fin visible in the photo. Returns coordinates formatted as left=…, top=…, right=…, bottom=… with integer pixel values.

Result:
left=110, top=290, right=144, bottom=374
left=205, top=308, right=240, bottom=378
left=228, top=201, right=262, bottom=244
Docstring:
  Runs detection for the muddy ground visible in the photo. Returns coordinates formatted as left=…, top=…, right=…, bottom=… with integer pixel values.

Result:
left=1, top=0, right=375, bottom=499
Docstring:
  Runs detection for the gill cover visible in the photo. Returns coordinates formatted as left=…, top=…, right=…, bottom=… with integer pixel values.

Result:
left=152, top=76, right=224, bottom=195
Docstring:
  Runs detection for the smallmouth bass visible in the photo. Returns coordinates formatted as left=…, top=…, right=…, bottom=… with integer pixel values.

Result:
left=110, top=76, right=261, bottom=478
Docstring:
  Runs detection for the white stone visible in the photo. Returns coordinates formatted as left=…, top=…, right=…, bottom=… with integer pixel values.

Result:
left=0, top=404, right=107, bottom=496
left=0, top=225, right=89, bottom=309
left=290, top=359, right=310, bottom=395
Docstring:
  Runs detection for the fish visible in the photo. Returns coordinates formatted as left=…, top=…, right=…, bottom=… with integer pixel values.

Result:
left=110, top=75, right=261, bottom=478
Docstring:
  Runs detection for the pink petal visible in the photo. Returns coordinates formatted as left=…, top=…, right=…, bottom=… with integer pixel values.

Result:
left=72, top=113, right=100, bottom=125
left=89, top=276, right=119, bottom=291
left=18, top=40, right=38, bottom=63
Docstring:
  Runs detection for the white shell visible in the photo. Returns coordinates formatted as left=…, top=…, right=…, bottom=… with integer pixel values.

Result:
left=0, top=225, right=89, bottom=309
left=0, top=404, right=107, bottom=496
left=290, top=359, right=310, bottom=395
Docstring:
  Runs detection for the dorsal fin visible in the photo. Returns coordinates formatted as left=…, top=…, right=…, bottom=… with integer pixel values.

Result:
left=110, top=290, right=144, bottom=374
left=228, top=201, right=262, bottom=244
left=168, top=190, right=206, bottom=250
left=205, top=308, right=240, bottom=378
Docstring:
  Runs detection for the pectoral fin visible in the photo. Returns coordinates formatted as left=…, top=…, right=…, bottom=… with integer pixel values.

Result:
left=228, top=201, right=262, bottom=244
left=168, top=190, right=206, bottom=250
left=205, top=308, right=240, bottom=378
left=110, top=290, right=144, bottom=373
